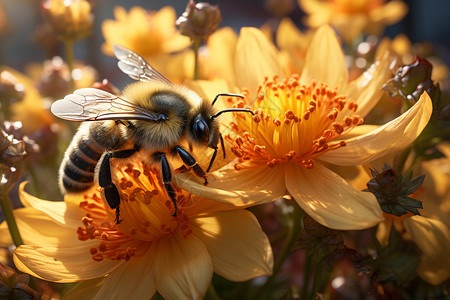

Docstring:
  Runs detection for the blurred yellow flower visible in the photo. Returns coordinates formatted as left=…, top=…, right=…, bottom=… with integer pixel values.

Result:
left=0, top=161, right=273, bottom=299
left=375, top=144, right=450, bottom=285
left=177, top=25, right=432, bottom=231
left=41, top=0, right=93, bottom=41
left=102, top=6, right=192, bottom=81
left=275, top=18, right=315, bottom=75
left=0, top=67, right=54, bottom=134
left=299, top=0, right=408, bottom=43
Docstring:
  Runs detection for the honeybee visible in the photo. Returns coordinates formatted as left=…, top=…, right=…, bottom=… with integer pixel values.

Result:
left=51, top=45, right=253, bottom=224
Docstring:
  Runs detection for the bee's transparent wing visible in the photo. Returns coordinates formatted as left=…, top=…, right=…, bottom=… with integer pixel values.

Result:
left=113, top=44, right=172, bottom=85
left=51, top=88, right=167, bottom=122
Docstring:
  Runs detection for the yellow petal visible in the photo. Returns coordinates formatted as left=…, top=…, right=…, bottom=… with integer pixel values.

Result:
left=204, top=27, right=238, bottom=86
left=298, top=0, right=332, bottom=27
left=319, top=92, right=433, bottom=166
left=285, top=163, right=383, bottom=230
left=404, top=216, right=450, bottom=285
left=234, top=27, right=285, bottom=96
left=13, top=243, right=123, bottom=283
left=191, top=210, right=273, bottom=281
left=344, top=51, right=393, bottom=118
left=370, top=1, right=408, bottom=25
left=331, top=14, right=368, bottom=43
left=63, top=278, right=106, bottom=300
left=299, top=25, right=348, bottom=92
left=151, top=232, right=213, bottom=300
left=0, top=207, right=82, bottom=246
left=18, top=182, right=87, bottom=228
left=376, top=219, right=393, bottom=247
left=174, top=164, right=287, bottom=206
left=93, top=255, right=157, bottom=300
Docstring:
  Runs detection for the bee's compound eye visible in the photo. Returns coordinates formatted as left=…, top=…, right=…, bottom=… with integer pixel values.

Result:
left=193, top=118, right=210, bottom=144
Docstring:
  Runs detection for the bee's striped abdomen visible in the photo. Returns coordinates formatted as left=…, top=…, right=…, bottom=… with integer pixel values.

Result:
left=60, top=137, right=104, bottom=193
left=59, top=122, right=111, bottom=193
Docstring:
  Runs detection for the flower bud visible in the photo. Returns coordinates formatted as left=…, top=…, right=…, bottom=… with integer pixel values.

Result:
left=176, top=0, right=222, bottom=41
left=36, top=56, right=70, bottom=99
left=0, top=71, right=25, bottom=108
left=383, top=57, right=438, bottom=104
left=364, top=164, right=424, bottom=216
left=91, top=79, right=121, bottom=95
left=41, top=0, right=93, bottom=41
left=0, top=263, right=41, bottom=300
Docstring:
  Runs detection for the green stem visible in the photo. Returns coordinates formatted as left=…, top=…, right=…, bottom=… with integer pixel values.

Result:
left=193, top=40, right=200, bottom=80
left=0, top=186, right=24, bottom=247
left=25, top=162, right=43, bottom=198
left=64, top=39, right=75, bottom=92
left=250, top=203, right=304, bottom=300
left=301, top=249, right=313, bottom=299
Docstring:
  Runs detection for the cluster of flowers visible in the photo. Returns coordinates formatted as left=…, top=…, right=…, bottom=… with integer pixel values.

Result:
left=0, top=0, right=449, bottom=299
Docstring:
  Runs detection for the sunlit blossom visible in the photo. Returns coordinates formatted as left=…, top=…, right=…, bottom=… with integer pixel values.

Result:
left=101, top=6, right=192, bottom=81
left=177, top=25, right=433, bottom=230
left=275, top=18, right=315, bottom=75
left=0, top=160, right=273, bottom=299
left=41, top=0, right=93, bottom=42
left=298, top=0, right=408, bottom=43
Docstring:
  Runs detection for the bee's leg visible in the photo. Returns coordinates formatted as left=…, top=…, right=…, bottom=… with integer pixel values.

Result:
left=99, top=148, right=138, bottom=224
left=155, top=152, right=178, bottom=217
left=174, top=146, right=208, bottom=185
left=206, top=146, right=218, bottom=173
left=175, top=165, right=190, bottom=174
left=219, top=133, right=226, bottom=159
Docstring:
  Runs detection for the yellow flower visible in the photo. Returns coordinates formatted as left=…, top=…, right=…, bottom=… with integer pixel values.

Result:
left=275, top=18, right=315, bottom=75
left=176, top=25, right=433, bottom=230
left=375, top=143, right=450, bottom=285
left=0, top=160, right=273, bottom=299
left=101, top=6, right=192, bottom=81
left=299, top=0, right=408, bottom=43
left=41, top=0, right=93, bottom=41
left=0, top=67, right=54, bottom=134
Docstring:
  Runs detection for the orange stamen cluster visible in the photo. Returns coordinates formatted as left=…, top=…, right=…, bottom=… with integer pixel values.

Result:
left=224, top=75, right=363, bottom=170
left=77, top=162, right=193, bottom=262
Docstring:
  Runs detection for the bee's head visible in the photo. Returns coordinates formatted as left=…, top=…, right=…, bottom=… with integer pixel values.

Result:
left=191, top=113, right=216, bottom=146
left=189, top=93, right=254, bottom=172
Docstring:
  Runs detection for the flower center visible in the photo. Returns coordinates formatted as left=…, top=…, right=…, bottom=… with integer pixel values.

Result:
left=224, top=75, right=362, bottom=170
left=76, top=162, right=193, bottom=262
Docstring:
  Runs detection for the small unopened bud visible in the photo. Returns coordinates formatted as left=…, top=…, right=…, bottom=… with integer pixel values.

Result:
left=0, top=71, right=25, bottom=107
left=36, top=56, right=71, bottom=99
left=0, top=137, right=25, bottom=167
left=383, top=57, right=438, bottom=104
left=176, top=0, right=222, bottom=41
left=91, top=79, right=121, bottom=95
left=364, top=164, right=424, bottom=216
left=41, top=0, right=93, bottom=42
left=0, top=263, right=41, bottom=299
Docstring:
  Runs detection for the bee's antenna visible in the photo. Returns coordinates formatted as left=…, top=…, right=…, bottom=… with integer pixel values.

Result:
left=210, top=108, right=254, bottom=120
left=211, top=93, right=245, bottom=106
